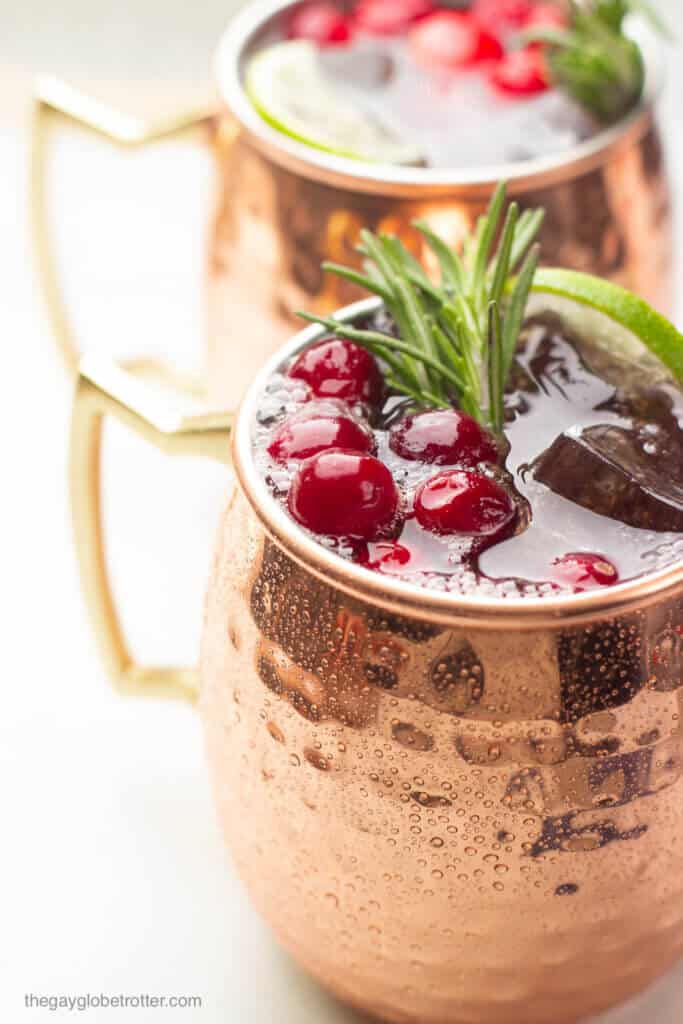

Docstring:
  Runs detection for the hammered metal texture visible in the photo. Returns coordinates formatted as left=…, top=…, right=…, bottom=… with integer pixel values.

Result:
left=207, top=116, right=672, bottom=409
left=200, top=492, right=683, bottom=1024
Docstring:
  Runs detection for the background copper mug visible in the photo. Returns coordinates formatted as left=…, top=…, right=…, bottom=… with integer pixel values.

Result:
left=34, top=0, right=672, bottom=409
left=72, top=296, right=683, bottom=1024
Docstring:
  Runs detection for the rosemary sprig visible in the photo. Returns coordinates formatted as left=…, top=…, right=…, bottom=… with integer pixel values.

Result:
left=524, top=1, right=669, bottom=124
left=297, top=182, right=544, bottom=434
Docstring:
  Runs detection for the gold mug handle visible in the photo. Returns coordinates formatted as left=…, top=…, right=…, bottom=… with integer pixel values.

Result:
left=71, top=354, right=232, bottom=701
left=31, top=75, right=230, bottom=381
left=35, top=77, right=238, bottom=700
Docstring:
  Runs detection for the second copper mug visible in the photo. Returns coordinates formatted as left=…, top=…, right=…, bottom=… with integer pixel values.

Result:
left=72, top=294, right=683, bottom=1024
left=35, top=0, right=672, bottom=406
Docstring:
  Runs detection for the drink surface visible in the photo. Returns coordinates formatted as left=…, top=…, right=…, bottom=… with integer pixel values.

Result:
left=251, top=311, right=683, bottom=598
left=242, top=2, right=602, bottom=169
left=317, top=35, right=595, bottom=168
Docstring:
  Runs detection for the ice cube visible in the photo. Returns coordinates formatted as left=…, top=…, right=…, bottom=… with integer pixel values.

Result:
left=532, top=424, right=683, bottom=532
left=507, top=92, right=596, bottom=162
left=320, top=44, right=395, bottom=90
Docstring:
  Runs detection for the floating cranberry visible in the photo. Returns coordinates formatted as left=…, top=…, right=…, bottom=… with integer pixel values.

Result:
left=288, top=338, right=384, bottom=407
left=410, top=11, right=501, bottom=69
left=268, top=404, right=374, bottom=462
left=363, top=540, right=413, bottom=573
left=288, top=450, right=400, bottom=539
left=390, top=409, right=499, bottom=466
left=288, top=2, right=352, bottom=45
left=489, top=47, right=549, bottom=95
left=472, top=0, right=534, bottom=31
left=476, top=28, right=505, bottom=62
left=552, top=553, right=620, bottom=592
left=354, top=0, right=434, bottom=36
left=415, top=470, right=516, bottom=539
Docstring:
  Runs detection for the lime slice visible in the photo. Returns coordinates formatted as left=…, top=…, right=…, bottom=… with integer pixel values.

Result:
left=530, top=268, right=683, bottom=384
left=245, top=40, right=424, bottom=165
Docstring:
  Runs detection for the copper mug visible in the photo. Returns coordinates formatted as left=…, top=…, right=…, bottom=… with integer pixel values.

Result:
left=72, top=293, right=683, bottom=1024
left=35, top=0, right=672, bottom=407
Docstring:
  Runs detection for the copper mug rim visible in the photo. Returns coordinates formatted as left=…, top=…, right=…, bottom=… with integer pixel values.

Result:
left=232, top=296, right=683, bottom=634
left=213, top=0, right=665, bottom=198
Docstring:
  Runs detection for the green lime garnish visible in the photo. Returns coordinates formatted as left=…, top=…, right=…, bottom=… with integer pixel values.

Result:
left=531, top=268, right=683, bottom=384
left=245, top=40, right=424, bottom=166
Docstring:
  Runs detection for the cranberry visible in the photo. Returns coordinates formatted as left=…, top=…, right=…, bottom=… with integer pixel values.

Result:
left=390, top=409, right=498, bottom=466
left=363, top=540, right=413, bottom=573
left=288, top=2, right=352, bottom=45
left=410, top=11, right=502, bottom=69
left=288, top=338, right=384, bottom=407
left=476, top=29, right=505, bottom=62
left=354, top=0, right=433, bottom=36
left=288, top=450, right=400, bottom=539
left=552, top=553, right=620, bottom=592
left=268, top=403, right=374, bottom=462
left=415, top=470, right=516, bottom=539
left=471, top=0, right=534, bottom=31
left=489, top=48, right=549, bottom=95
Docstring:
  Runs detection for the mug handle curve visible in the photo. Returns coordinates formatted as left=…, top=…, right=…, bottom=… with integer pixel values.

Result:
left=31, top=75, right=230, bottom=383
left=71, top=355, right=233, bottom=702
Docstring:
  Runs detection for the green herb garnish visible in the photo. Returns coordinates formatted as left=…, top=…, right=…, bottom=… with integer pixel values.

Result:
left=297, top=183, right=544, bottom=435
left=525, top=1, right=669, bottom=124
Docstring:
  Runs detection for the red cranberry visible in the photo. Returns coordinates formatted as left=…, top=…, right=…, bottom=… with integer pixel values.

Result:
left=288, top=2, right=352, bottom=45
left=288, top=450, right=400, bottom=539
left=288, top=338, right=384, bottom=407
left=472, top=0, right=534, bottom=31
left=552, top=553, right=620, bottom=592
left=415, top=470, right=516, bottom=539
left=410, top=12, right=501, bottom=69
left=268, top=404, right=374, bottom=462
left=390, top=409, right=498, bottom=467
left=363, top=541, right=413, bottom=573
left=476, top=28, right=505, bottom=62
left=354, top=0, right=434, bottom=36
left=489, top=48, right=549, bottom=96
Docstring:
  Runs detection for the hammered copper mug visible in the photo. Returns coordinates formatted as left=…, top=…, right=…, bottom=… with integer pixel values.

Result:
left=72, top=294, right=683, bottom=1024
left=34, top=0, right=672, bottom=408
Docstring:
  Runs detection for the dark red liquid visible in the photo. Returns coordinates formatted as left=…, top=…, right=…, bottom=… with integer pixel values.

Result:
left=252, top=313, right=683, bottom=599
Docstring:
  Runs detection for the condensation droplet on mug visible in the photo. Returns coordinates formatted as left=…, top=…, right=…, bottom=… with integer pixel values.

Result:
left=392, top=722, right=434, bottom=751
left=305, top=748, right=329, bottom=771
left=267, top=721, right=285, bottom=744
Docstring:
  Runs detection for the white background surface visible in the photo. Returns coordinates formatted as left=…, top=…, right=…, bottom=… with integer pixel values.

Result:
left=2, top=1, right=683, bottom=1020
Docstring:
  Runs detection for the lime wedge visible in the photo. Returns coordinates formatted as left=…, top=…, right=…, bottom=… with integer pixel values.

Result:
left=530, top=268, right=683, bottom=384
left=245, top=40, right=424, bottom=165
